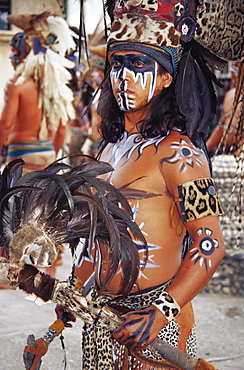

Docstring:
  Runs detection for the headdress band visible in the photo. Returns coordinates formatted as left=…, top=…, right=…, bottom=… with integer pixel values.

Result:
left=108, top=42, right=180, bottom=78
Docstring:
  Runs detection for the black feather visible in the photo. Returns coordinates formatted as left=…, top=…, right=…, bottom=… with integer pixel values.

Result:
left=16, top=170, right=74, bottom=219
left=175, top=42, right=220, bottom=147
left=1, top=159, right=24, bottom=190
left=105, top=0, right=115, bottom=22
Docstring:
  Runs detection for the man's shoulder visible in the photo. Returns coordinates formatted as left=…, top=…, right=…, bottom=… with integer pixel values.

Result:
left=5, top=76, right=29, bottom=89
left=4, top=78, right=20, bottom=99
left=7, top=76, right=36, bottom=87
left=157, top=129, right=193, bottom=152
left=5, top=77, right=37, bottom=99
left=158, top=129, right=210, bottom=186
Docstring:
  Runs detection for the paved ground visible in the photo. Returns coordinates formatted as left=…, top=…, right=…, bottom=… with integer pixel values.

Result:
left=0, top=247, right=243, bottom=370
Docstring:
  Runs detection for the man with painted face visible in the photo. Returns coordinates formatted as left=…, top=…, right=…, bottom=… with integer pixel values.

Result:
left=80, top=52, right=224, bottom=369
left=60, top=2, right=228, bottom=369
left=1, top=2, right=242, bottom=369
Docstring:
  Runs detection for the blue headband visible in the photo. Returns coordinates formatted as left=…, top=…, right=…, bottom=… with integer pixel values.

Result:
left=108, top=42, right=179, bottom=79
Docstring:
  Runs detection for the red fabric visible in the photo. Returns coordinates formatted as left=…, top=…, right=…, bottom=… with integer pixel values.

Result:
left=113, top=0, right=178, bottom=22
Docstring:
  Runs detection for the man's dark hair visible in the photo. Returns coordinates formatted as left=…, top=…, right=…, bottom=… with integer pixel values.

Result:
left=97, top=66, right=185, bottom=145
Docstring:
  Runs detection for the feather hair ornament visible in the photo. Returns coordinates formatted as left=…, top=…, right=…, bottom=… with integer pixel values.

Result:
left=0, top=158, right=158, bottom=294
left=175, top=40, right=223, bottom=147
left=0, top=159, right=43, bottom=250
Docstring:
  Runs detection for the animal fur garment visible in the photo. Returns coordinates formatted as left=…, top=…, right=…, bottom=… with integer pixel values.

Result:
left=194, top=357, right=217, bottom=370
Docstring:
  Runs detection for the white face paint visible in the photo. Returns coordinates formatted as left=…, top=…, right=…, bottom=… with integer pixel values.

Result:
left=110, top=53, right=158, bottom=111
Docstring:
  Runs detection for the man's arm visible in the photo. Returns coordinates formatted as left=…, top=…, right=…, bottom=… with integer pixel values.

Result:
left=165, top=216, right=225, bottom=305
left=0, top=80, right=19, bottom=150
left=158, top=134, right=225, bottom=335
left=206, top=88, right=241, bottom=152
left=163, top=133, right=225, bottom=299
left=52, top=121, right=66, bottom=156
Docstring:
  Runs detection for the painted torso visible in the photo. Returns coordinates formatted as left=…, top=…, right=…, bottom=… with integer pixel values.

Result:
left=91, top=129, right=210, bottom=294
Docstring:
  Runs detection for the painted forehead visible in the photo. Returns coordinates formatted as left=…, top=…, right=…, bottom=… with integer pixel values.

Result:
left=111, top=53, right=156, bottom=70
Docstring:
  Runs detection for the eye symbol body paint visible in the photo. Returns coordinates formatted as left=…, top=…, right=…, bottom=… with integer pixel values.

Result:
left=160, top=139, right=203, bottom=173
left=200, top=237, right=216, bottom=255
left=189, top=227, right=219, bottom=271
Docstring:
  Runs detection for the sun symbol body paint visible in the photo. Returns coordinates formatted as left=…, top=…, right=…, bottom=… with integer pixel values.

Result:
left=160, top=139, right=203, bottom=173
left=110, top=54, right=157, bottom=111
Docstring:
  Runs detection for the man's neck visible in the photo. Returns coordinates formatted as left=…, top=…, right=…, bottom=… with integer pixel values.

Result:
left=124, top=107, right=149, bottom=134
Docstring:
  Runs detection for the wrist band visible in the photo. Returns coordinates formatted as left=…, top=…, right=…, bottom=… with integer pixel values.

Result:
left=152, top=292, right=180, bottom=322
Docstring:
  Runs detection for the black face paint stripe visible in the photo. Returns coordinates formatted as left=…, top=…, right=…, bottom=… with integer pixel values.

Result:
left=121, top=93, right=128, bottom=110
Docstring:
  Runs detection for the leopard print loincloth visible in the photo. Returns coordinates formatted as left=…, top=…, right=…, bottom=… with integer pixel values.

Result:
left=113, top=321, right=197, bottom=369
left=82, top=283, right=197, bottom=369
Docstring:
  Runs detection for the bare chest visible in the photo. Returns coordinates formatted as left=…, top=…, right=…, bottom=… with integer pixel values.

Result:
left=101, top=133, right=167, bottom=193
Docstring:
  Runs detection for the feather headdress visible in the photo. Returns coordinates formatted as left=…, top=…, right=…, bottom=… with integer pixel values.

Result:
left=7, top=12, right=77, bottom=140
left=103, top=0, right=243, bottom=147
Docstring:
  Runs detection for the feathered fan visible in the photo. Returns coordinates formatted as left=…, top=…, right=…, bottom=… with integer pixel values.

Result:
left=0, top=157, right=156, bottom=295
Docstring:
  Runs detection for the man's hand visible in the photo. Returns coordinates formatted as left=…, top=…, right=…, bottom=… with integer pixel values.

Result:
left=55, top=304, right=76, bottom=328
left=112, top=305, right=168, bottom=350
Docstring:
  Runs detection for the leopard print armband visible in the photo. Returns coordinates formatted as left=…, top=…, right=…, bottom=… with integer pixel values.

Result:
left=152, top=292, right=180, bottom=322
left=178, top=177, right=223, bottom=222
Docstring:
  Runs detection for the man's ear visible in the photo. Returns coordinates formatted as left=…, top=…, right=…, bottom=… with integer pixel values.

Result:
left=162, top=72, right=173, bottom=88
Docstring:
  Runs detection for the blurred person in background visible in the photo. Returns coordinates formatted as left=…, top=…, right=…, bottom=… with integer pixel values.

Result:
left=0, top=12, right=76, bottom=174
left=69, top=49, right=105, bottom=165
left=206, top=61, right=244, bottom=250
left=206, top=62, right=243, bottom=157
